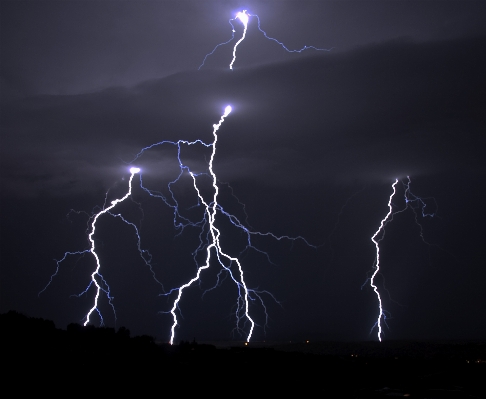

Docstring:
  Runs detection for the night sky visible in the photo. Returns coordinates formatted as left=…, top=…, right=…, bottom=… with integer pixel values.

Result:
left=1, top=1, right=485, bottom=343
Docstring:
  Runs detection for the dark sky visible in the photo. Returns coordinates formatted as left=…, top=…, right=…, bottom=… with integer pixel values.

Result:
left=1, top=0, right=485, bottom=343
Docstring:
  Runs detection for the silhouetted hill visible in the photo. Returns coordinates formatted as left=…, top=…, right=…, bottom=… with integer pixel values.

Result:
left=1, top=311, right=484, bottom=397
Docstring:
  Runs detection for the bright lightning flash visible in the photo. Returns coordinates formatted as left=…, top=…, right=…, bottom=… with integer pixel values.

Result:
left=83, top=167, right=142, bottom=326
left=235, top=10, right=249, bottom=27
left=368, top=177, right=437, bottom=341
left=133, top=104, right=314, bottom=343
left=370, top=179, right=398, bottom=342
left=229, top=11, right=249, bottom=70
left=166, top=105, right=257, bottom=344
left=199, top=10, right=331, bottom=70
left=39, top=166, right=145, bottom=327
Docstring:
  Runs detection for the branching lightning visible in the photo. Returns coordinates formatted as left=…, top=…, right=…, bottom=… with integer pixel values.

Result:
left=39, top=167, right=146, bottom=326
left=140, top=105, right=313, bottom=343
left=39, top=6, right=445, bottom=346
left=166, top=105, right=251, bottom=344
left=368, top=176, right=437, bottom=341
left=199, top=10, right=332, bottom=70
left=42, top=104, right=315, bottom=343
left=38, top=7, right=444, bottom=344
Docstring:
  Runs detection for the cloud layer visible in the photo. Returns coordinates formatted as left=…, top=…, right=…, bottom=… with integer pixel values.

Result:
left=2, top=36, right=485, bottom=198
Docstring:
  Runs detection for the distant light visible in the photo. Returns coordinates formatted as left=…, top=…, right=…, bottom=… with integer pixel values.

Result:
left=130, top=167, right=141, bottom=174
left=224, top=105, right=232, bottom=116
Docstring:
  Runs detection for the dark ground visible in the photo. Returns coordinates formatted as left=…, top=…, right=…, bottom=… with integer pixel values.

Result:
left=1, top=311, right=484, bottom=397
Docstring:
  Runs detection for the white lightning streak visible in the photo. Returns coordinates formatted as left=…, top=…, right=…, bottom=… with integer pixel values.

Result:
left=229, top=11, right=249, bottom=70
left=370, top=179, right=398, bottom=342
left=167, top=105, right=255, bottom=345
left=83, top=167, right=140, bottom=326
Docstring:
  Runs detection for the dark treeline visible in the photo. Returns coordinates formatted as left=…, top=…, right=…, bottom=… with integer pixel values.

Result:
left=1, top=310, right=484, bottom=397
left=1, top=310, right=158, bottom=357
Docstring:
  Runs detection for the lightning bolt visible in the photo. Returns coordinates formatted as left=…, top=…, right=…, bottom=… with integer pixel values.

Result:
left=370, top=179, right=398, bottom=342
left=154, top=105, right=313, bottom=344
left=199, top=9, right=332, bottom=70
left=166, top=105, right=240, bottom=343
left=42, top=105, right=315, bottom=343
left=368, top=177, right=437, bottom=341
left=229, top=11, right=249, bottom=70
left=39, top=167, right=148, bottom=327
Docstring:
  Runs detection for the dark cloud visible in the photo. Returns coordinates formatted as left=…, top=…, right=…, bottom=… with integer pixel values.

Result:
left=2, top=36, right=484, bottom=197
